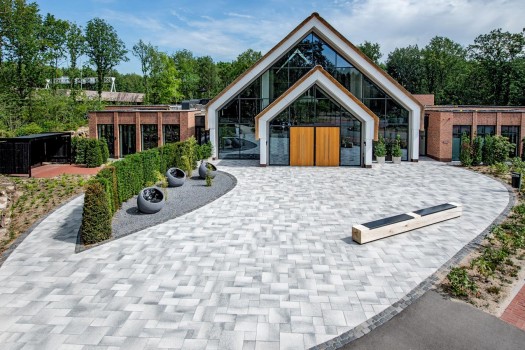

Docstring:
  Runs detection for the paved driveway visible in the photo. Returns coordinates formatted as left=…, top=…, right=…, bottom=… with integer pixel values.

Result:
left=0, top=159, right=510, bottom=349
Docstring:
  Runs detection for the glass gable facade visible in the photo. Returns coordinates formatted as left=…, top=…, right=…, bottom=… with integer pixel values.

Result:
left=217, top=31, right=410, bottom=162
left=269, top=85, right=362, bottom=166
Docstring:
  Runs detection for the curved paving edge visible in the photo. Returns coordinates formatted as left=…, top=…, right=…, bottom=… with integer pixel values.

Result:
left=0, top=193, right=84, bottom=269
left=310, top=175, right=516, bottom=350
left=75, top=171, right=238, bottom=253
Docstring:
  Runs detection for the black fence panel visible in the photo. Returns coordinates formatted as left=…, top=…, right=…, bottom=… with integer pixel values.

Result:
left=0, top=142, right=30, bottom=175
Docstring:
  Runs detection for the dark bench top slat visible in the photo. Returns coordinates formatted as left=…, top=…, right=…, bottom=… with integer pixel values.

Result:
left=362, top=213, right=414, bottom=230
left=413, top=203, right=457, bottom=217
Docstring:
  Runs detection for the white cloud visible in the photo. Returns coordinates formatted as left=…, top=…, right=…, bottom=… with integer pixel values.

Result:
left=325, top=0, right=525, bottom=61
left=227, top=12, right=254, bottom=19
left=109, top=0, right=525, bottom=73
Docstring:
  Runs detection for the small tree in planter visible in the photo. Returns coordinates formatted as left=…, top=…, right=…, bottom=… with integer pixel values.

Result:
left=374, top=136, right=387, bottom=164
left=391, top=135, right=403, bottom=164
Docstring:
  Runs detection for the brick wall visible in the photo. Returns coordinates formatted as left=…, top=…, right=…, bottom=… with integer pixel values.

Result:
left=89, top=109, right=197, bottom=158
left=424, top=108, right=525, bottom=161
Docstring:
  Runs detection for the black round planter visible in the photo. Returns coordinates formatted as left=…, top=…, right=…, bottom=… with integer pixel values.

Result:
left=199, top=161, right=217, bottom=179
left=166, top=167, right=186, bottom=187
left=137, top=187, right=165, bottom=214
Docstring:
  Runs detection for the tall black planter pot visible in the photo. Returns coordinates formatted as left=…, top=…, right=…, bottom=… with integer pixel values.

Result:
left=166, top=167, right=186, bottom=187
left=137, top=187, right=165, bottom=214
left=199, top=161, right=217, bottom=179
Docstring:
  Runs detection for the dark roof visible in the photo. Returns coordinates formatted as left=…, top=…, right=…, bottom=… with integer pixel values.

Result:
left=0, top=132, right=71, bottom=142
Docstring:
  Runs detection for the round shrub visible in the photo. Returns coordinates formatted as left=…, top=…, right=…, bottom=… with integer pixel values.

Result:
left=81, top=180, right=112, bottom=244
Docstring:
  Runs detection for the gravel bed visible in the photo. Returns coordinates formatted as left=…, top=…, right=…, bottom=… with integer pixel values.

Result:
left=112, top=171, right=236, bottom=239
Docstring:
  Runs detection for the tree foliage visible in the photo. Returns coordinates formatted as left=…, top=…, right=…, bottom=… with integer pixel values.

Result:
left=85, top=17, right=128, bottom=96
left=386, top=45, right=425, bottom=93
left=358, top=41, right=382, bottom=65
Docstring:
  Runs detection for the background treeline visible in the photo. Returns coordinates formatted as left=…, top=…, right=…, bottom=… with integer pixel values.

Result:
left=1, top=0, right=524, bottom=138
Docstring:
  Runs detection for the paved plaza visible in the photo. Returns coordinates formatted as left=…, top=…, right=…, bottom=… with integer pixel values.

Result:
left=0, top=159, right=510, bottom=350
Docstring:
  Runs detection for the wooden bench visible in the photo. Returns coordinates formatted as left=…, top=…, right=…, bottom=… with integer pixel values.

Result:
left=351, top=203, right=462, bottom=244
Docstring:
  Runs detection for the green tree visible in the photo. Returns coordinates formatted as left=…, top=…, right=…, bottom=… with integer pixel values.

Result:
left=422, top=36, right=466, bottom=104
left=85, top=17, right=128, bottom=97
left=42, top=13, right=69, bottom=85
left=149, top=51, right=180, bottom=104
left=65, top=21, right=85, bottom=90
left=216, top=61, right=233, bottom=91
left=0, top=0, right=45, bottom=109
left=173, top=49, right=199, bottom=99
left=468, top=28, right=525, bottom=105
left=113, top=72, right=144, bottom=93
left=358, top=41, right=383, bottom=66
left=230, top=48, right=262, bottom=80
left=386, top=45, right=425, bottom=93
left=132, top=39, right=155, bottom=98
left=196, top=55, right=218, bottom=98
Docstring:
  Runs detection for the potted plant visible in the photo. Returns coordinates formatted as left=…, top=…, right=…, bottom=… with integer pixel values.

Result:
left=391, top=134, right=403, bottom=164
left=199, top=161, right=217, bottom=179
left=374, top=136, right=387, bottom=164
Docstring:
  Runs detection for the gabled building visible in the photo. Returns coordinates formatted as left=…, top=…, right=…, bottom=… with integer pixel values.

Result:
left=206, top=12, right=424, bottom=167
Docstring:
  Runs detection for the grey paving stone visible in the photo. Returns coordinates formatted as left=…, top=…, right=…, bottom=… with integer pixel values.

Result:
left=0, top=159, right=510, bottom=349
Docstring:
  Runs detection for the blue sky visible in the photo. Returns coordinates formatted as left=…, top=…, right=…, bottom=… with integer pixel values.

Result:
left=34, top=0, right=525, bottom=74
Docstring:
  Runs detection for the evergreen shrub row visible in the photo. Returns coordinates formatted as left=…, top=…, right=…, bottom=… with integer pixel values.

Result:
left=72, top=137, right=109, bottom=168
left=81, top=137, right=211, bottom=244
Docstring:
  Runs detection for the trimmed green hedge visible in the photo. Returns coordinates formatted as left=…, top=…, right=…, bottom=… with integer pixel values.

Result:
left=81, top=180, right=112, bottom=244
left=72, top=137, right=109, bottom=167
left=81, top=136, right=201, bottom=244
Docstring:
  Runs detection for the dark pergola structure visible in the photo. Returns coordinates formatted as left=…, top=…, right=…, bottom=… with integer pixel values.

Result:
left=0, top=132, right=72, bottom=177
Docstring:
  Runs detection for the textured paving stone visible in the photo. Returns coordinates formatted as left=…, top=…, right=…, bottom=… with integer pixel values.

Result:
left=0, top=159, right=509, bottom=349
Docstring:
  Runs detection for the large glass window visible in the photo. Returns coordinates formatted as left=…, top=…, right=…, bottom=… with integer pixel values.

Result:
left=163, top=124, right=180, bottom=144
left=119, top=125, right=136, bottom=157
left=97, top=124, right=114, bottom=158
left=217, top=31, right=410, bottom=161
left=477, top=125, right=495, bottom=138
left=141, top=124, right=158, bottom=151
left=501, top=126, right=520, bottom=158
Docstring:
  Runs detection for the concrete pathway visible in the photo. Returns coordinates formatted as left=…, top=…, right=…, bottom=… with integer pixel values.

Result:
left=0, top=159, right=510, bottom=349
left=339, top=290, right=525, bottom=350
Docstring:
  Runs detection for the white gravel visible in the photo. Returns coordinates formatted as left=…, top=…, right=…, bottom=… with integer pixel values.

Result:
left=112, top=171, right=236, bottom=239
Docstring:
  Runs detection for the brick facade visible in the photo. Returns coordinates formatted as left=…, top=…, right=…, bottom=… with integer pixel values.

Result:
left=425, top=106, right=525, bottom=162
left=88, top=108, right=199, bottom=159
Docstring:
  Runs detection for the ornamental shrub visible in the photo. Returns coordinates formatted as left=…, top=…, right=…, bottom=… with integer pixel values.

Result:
left=85, top=138, right=103, bottom=167
left=72, top=136, right=87, bottom=164
left=99, top=138, right=110, bottom=163
left=459, top=133, right=472, bottom=167
left=472, top=136, right=483, bottom=166
left=197, top=141, right=213, bottom=160
left=374, top=137, right=387, bottom=157
left=391, top=135, right=402, bottom=158
left=492, top=135, right=514, bottom=163
left=81, top=180, right=112, bottom=244
left=482, top=135, right=495, bottom=165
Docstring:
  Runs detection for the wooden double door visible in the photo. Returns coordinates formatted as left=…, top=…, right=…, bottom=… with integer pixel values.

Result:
left=290, top=126, right=340, bottom=166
